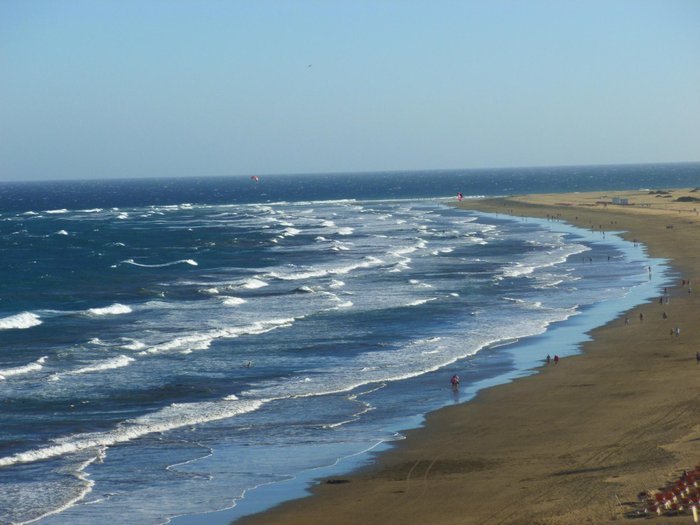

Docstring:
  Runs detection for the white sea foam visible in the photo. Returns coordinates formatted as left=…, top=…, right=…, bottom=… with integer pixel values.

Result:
left=11, top=450, right=103, bottom=525
left=501, top=243, right=589, bottom=279
left=331, top=241, right=351, bottom=251
left=44, top=209, right=68, bottom=214
left=55, top=230, right=69, bottom=236
left=85, top=303, right=132, bottom=316
left=337, top=227, right=354, bottom=235
left=120, top=338, right=146, bottom=351
left=241, top=278, right=268, bottom=289
left=390, top=240, right=425, bottom=257
left=222, top=296, right=247, bottom=306
left=406, top=297, right=437, bottom=307
left=139, top=318, right=296, bottom=356
left=0, top=398, right=266, bottom=468
left=282, top=227, right=301, bottom=237
left=0, top=312, right=42, bottom=330
left=121, top=259, right=198, bottom=268
left=267, top=256, right=383, bottom=281
left=329, top=280, right=345, bottom=289
left=68, top=355, right=135, bottom=375
left=0, top=356, right=47, bottom=380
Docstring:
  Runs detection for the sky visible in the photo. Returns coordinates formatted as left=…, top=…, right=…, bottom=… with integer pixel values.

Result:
left=1, top=0, right=699, bottom=181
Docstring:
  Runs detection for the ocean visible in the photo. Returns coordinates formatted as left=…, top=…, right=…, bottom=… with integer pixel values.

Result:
left=0, top=164, right=698, bottom=525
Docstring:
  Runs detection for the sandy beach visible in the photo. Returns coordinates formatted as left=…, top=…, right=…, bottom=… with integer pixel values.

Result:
left=235, top=188, right=700, bottom=525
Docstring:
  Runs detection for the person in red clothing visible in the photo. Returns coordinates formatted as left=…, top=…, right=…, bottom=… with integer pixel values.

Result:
left=450, top=374, right=460, bottom=390
left=553, top=355, right=559, bottom=364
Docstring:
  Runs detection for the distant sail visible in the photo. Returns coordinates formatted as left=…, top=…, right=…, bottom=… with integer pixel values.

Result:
left=251, top=176, right=259, bottom=183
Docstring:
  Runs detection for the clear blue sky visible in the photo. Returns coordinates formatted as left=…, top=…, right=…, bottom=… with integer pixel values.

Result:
left=1, top=0, right=699, bottom=181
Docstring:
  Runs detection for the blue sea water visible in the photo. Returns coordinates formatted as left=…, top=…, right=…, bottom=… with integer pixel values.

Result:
left=0, top=164, right=697, bottom=525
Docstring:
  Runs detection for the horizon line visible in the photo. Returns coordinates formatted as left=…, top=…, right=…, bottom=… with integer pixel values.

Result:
left=2, top=160, right=699, bottom=184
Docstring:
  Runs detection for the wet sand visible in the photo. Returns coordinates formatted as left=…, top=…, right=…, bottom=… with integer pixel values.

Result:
left=236, top=189, right=700, bottom=525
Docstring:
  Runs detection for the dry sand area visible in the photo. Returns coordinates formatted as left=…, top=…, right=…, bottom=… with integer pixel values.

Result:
left=237, top=188, right=700, bottom=525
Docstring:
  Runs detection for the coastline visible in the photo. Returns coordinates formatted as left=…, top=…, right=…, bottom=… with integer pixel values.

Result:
left=229, top=189, right=700, bottom=525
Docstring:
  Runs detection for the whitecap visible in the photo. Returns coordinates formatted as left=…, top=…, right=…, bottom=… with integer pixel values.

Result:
left=0, top=397, right=266, bottom=468
left=337, top=227, right=354, bottom=235
left=282, top=227, right=301, bottom=237
left=68, top=355, right=135, bottom=375
left=121, top=259, right=198, bottom=268
left=406, top=298, right=438, bottom=307
left=0, top=356, right=47, bottom=380
left=329, top=280, right=345, bottom=289
left=241, top=278, right=268, bottom=289
left=85, top=303, right=132, bottom=316
left=139, top=318, right=296, bottom=356
left=222, top=296, right=247, bottom=306
left=0, top=312, right=42, bottom=330
left=331, top=241, right=351, bottom=251
left=55, top=230, right=69, bottom=236
left=334, top=300, right=353, bottom=309
left=120, top=338, right=146, bottom=351
left=44, top=209, right=68, bottom=214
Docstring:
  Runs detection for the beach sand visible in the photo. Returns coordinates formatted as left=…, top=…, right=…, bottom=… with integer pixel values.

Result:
left=236, top=189, right=700, bottom=525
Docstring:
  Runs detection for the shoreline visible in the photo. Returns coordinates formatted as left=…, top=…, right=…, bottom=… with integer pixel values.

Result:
left=230, top=189, right=700, bottom=525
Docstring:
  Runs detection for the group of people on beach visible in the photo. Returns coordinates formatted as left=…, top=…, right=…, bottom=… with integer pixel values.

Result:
left=623, top=279, right=697, bottom=361
left=451, top=277, right=696, bottom=392
left=545, top=354, right=559, bottom=365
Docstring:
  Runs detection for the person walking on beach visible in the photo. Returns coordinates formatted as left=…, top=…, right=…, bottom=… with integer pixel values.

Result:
left=639, top=312, right=644, bottom=322
left=696, top=351, right=700, bottom=364
left=545, top=354, right=551, bottom=365
left=450, top=374, right=460, bottom=390
left=553, top=355, right=559, bottom=365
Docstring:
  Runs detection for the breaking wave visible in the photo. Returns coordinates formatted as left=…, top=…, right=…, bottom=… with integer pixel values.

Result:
left=0, top=312, right=42, bottom=330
